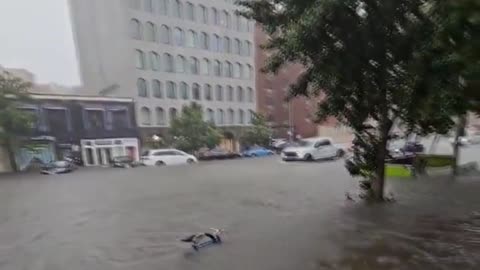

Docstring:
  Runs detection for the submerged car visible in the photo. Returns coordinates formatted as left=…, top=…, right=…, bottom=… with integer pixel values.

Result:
left=242, top=147, right=275, bottom=157
left=281, top=137, right=345, bottom=161
left=141, top=149, right=198, bottom=166
left=198, top=148, right=242, bottom=160
left=41, top=161, right=76, bottom=175
left=111, top=156, right=142, bottom=168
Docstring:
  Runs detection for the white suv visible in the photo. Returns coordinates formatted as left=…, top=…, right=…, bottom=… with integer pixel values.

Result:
left=281, top=137, right=345, bottom=161
left=141, top=149, right=198, bottom=166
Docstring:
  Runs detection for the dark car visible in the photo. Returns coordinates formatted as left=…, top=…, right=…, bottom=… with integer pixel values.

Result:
left=111, top=156, right=142, bottom=168
left=198, top=149, right=242, bottom=161
left=40, top=161, right=76, bottom=175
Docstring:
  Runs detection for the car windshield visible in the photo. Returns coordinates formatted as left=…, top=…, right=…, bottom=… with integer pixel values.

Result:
left=297, top=140, right=314, bottom=147
left=54, top=161, right=68, bottom=167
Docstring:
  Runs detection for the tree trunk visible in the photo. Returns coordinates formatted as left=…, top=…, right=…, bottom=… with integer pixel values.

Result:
left=372, top=117, right=392, bottom=201
left=5, top=137, right=18, bottom=172
left=453, top=115, right=467, bottom=176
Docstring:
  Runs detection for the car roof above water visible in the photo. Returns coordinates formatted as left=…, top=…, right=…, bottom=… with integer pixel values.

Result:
left=302, top=137, right=332, bottom=142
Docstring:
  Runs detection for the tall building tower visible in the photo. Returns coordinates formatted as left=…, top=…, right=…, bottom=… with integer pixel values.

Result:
left=69, top=0, right=257, bottom=139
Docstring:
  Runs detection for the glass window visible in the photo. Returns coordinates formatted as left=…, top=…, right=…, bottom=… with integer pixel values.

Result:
left=175, top=55, right=186, bottom=73
left=215, top=85, right=223, bottom=101
left=244, top=40, right=252, bottom=56
left=160, top=25, right=171, bottom=44
left=223, top=36, right=231, bottom=53
left=138, top=78, right=149, bottom=97
left=145, top=22, right=156, bottom=42
left=220, top=10, right=228, bottom=27
left=234, top=39, right=241, bottom=55
left=166, top=81, right=177, bottom=99
left=192, top=83, right=201, bottom=100
left=207, top=108, right=215, bottom=123
left=227, top=85, right=234, bottom=101
left=225, top=61, right=233, bottom=77
left=237, top=86, right=244, bottom=102
left=159, top=0, right=169, bottom=15
left=174, top=27, right=185, bottom=46
left=186, top=30, right=197, bottom=48
left=186, top=2, right=195, bottom=21
left=247, top=64, right=253, bottom=79
left=173, top=0, right=183, bottom=18
left=247, top=19, right=253, bottom=32
left=212, top=34, right=222, bottom=52
left=130, top=19, right=142, bottom=40
left=144, top=0, right=154, bottom=12
left=228, top=109, right=235, bottom=124
left=234, top=62, right=242, bottom=78
left=156, top=107, right=165, bottom=125
left=200, top=32, right=210, bottom=50
left=238, top=109, right=245, bottom=124
left=212, top=8, right=219, bottom=25
left=240, top=17, right=248, bottom=32
left=189, top=57, right=199, bottom=74
left=135, top=50, right=146, bottom=69
left=149, top=51, right=160, bottom=70
left=180, top=82, right=189, bottom=100
left=140, top=107, right=152, bottom=125
left=201, top=58, right=210, bottom=75
left=225, top=11, right=231, bottom=28
left=248, top=110, right=255, bottom=124
left=204, top=84, right=212, bottom=100
left=200, top=5, right=208, bottom=24
left=169, top=108, right=178, bottom=122
left=217, top=109, right=225, bottom=125
left=213, top=60, right=222, bottom=76
left=235, top=14, right=241, bottom=31
left=153, top=80, right=163, bottom=98
left=247, top=87, right=254, bottom=102
left=163, top=53, right=174, bottom=72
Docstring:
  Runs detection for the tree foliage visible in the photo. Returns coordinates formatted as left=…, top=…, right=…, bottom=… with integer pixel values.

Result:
left=169, top=103, right=223, bottom=153
left=238, top=0, right=466, bottom=200
left=241, top=113, right=273, bottom=147
left=0, top=72, right=33, bottom=171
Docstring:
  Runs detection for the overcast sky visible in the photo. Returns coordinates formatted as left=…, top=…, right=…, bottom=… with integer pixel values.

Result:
left=0, top=0, right=80, bottom=86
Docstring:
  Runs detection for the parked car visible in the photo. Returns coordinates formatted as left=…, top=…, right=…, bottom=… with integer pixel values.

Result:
left=111, top=156, right=142, bottom=168
left=198, top=148, right=242, bottom=160
left=281, top=137, right=345, bottom=161
left=242, top=147, right=275, bottom=157
left=40, top=161, right=76, bottom=175
left=392, top=142, right=425, bottom=154
left=141, top=149, right=198, bottom=166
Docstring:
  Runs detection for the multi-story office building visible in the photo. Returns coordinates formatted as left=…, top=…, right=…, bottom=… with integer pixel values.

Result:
left=69, top=0, right=256, bottom=140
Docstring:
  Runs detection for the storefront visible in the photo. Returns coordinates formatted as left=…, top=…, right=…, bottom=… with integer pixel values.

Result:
left=80, top=138, right=139, bottom=166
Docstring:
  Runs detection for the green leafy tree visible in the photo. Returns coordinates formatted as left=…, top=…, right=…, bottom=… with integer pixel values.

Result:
left=169, top=103, right=223, bottom=153
left=0, top=72, right=33, bottom=172
left=241, top=113, right=273, bottom=147
left=238, top=0, right=461, bottom=200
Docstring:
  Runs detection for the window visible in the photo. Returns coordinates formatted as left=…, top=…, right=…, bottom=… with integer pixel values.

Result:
left=212, top=34, right=221, bottom=52
left=189, top=57, right=199, bottom=74
left=224, top=11, right=231, bottom=28
left=234, top=62, right=242, bottom=78
left=207, top=108, right=215, bottom=123
left=159, top=0, right=169, bottom=15
left=200, top=32, right=210, bottom=50
left=110, top=109, right=129, bottom=129
left=144, top=0, right=154, bottom=12
left=225, top=61, right=233, bottom=77
left=163, top=53, right=174, bottom=72
left=169, top=108, right=178, bottom=122
left=204, top=84, right=212, bottom=100
left=140, top=107, right=152, bottom=125
left=215, top=85, right=223, bottom=101
left=135, top=50, right=146, bottom=69
left=186, top=30, right=197, bottom=48
left=200, top=5, right=208, bottom=24
left=167, top=81, right=177, bottom=99
left=244, top=41, right=252, bottom=56
left=238, top=109, right=245, bottom=124
left=129, top=0, right=141, bottom=9
left=237, top=86, right=244, bottom=102
left=174, top=27, right=185, bottom=46
left=247, top=20, right=253, bottom=32
left=201, top=58, right=210, bottom=75
left=212, top=8, right=219, bottom=25
left=175, top=55, right=186, bottom=73
left=223, top=36, right=231, bottom=53
left=220, top=10, right=227, bottom=27
left=149, top=51, right=160, bottom=70
left=130, top=19, right=142, bottom=40
left=156, top=107, right=165, bottom=125
left=152, top=80, right=163, bottom=98
left=173, top=0, right=183, bottom=18
left=180, top=82, right=189, bottom=100
left=247, top=87, right=254, bottom=102
left=186, top=2, right=195, bottom=21
left=213, top=60, right=222, bottom=76
left=234, top=39, right=241, bottom=55
left=192, top=83, right=201, bottom=100
left=160, top=25, right=171, bottom=44
left=217, top=109, right=225, bottom=125
left=235, top=14, right=241, bottom=31
left=227, top=85, right=234, bottom=101
left=228, top=109, right=235, bottom=124
left=240, top=17, right=248, bottom=32
left=137, top=78, right=148, bottom=97
left=45, top=108, right=70, bottom=132
left=145, top=22, right=156, bottom=42
left=247, top=64, right=253, bottom=79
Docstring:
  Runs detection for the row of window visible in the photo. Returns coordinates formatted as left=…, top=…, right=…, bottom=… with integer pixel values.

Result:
left=135, top=50, right=254, bottom=80
left=139, top=106, right=254, bottom=126
left=137, top=79, right=255, bottom=102
left=130, top=20, right=252, bottom=57
left=129, top=0, right=253, bottom=32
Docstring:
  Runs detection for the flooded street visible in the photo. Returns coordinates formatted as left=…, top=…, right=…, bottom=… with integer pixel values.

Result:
left=0, top=147, right=479, bottom=270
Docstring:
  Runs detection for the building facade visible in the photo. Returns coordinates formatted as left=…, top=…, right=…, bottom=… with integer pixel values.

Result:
left=69, top=0, right=257, bottom=141
left=12, top=94, right=140, bottom=170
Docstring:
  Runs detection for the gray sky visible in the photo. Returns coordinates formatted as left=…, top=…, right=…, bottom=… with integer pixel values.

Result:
left=0, top=0, right=80, bottom=86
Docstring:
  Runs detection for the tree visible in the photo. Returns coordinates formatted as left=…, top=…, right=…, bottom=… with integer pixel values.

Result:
left=238, top=0, right=459, bottom=200
left=0, top=72, right=33, bottom=172
left=169, top=103, right=223, bottom=153
left=241, top=113, right=273, bottom=147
